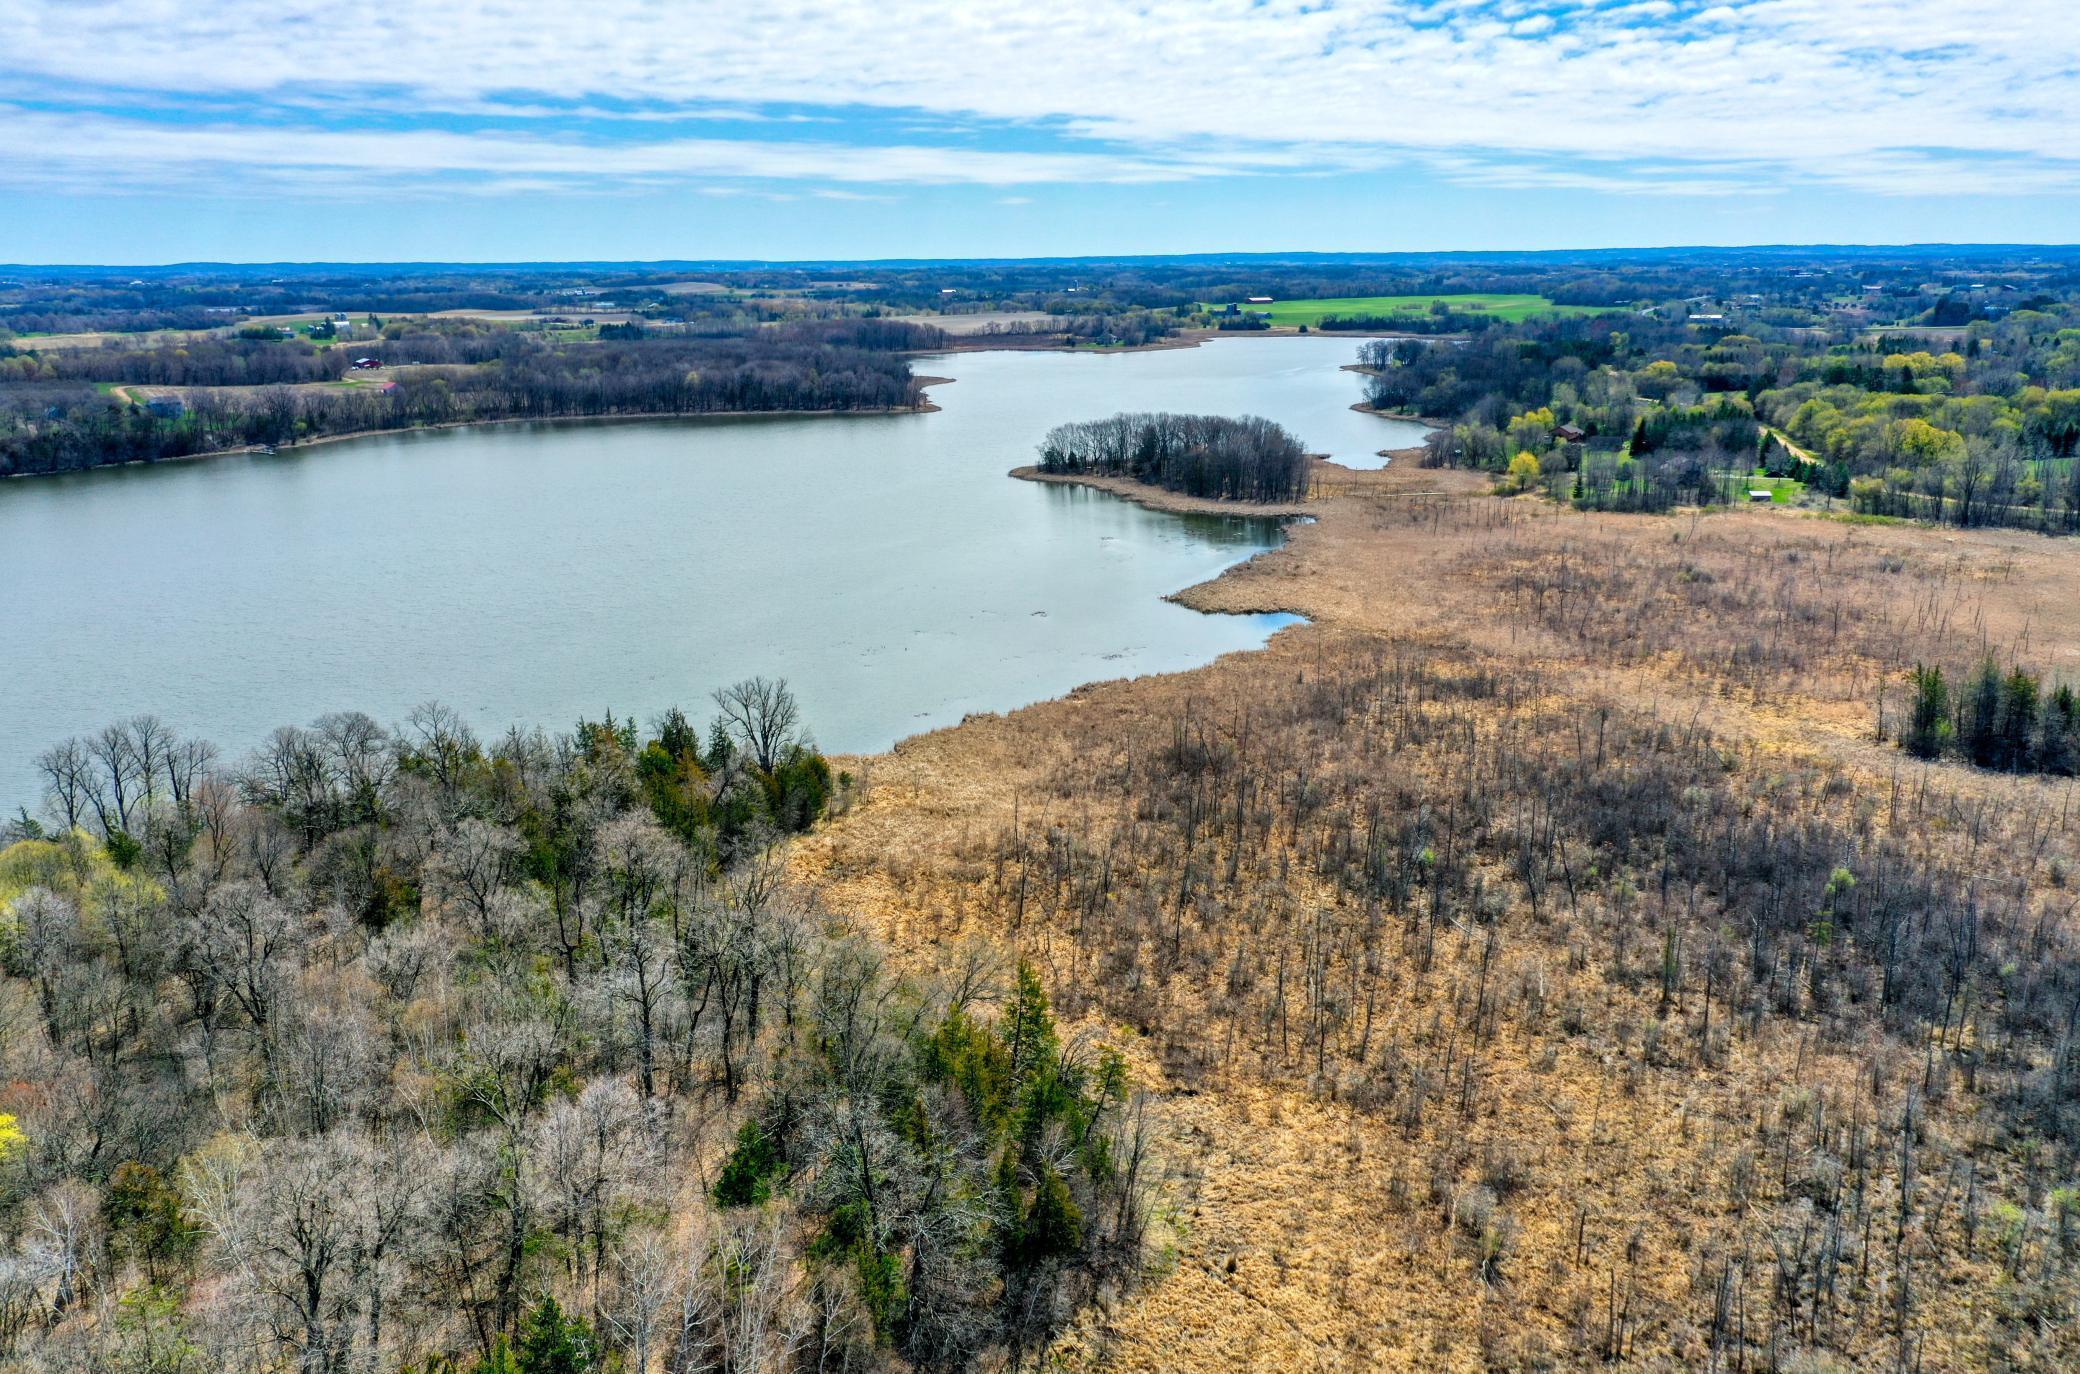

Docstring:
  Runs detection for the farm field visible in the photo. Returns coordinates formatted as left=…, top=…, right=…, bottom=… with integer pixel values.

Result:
left=1213, top=292, right=1616, bottom=326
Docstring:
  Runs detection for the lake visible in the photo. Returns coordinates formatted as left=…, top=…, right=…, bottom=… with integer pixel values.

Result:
left=0, top=335, right=1423, bottom=811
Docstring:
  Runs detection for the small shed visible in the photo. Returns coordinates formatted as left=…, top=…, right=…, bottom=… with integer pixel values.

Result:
left=1747, top=488, right=1774, bottom=503
left=1553, top=422, right=1586, bottom=443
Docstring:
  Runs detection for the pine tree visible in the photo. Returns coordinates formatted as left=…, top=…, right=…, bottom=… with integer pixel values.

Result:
left=514, top=1296, right=597, bottom=1374
left=1961, top=657, right=2004, bottom=768
left=1996, top=667, right=2042, bottom=771
left=2039, top=683, right=2080, bottom=775
left=1903, top=665, right=1952, bottom=760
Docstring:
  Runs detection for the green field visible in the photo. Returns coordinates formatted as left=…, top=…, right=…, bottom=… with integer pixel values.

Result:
left=1726, top=471, right=1806, bottom=504
left=1212, top=293, right=1614, bottom=327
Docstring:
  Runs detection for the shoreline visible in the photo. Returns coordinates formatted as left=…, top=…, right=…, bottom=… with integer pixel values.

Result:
left=1, top=399, right=941, bottom=480
left=1008, top=464, right=1313, bottom=518
left=10, top=333, right=1419, bottom=483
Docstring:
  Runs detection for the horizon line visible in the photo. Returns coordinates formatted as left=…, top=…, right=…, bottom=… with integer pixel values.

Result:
left=8, top=242, right=2080, bottom=274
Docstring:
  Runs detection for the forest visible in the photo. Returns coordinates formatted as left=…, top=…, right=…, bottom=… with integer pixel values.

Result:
left=0, top=321, right=941, bottom=477
left=0, top=682, right=1152, bottom=1373
left=1035, top=413, right=1311, bottom=503
left=1354, top=274, right=2080, bottom=528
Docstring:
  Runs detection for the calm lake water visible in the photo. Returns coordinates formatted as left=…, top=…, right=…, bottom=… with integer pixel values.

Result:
left=0, top=336, right=1421, bottom=810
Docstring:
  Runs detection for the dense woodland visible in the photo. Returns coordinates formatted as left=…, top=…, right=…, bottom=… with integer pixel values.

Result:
left=0, top=321, right=940, bottom=477
left=1036, top=413, right=1311, bottom=503
left=0, top=682, right=1151, bottom=1373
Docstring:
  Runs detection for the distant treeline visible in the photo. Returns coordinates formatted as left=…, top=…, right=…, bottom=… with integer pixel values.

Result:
left=1036, top=412, right=1311, bottom=502
left=970, top=309, right=1179, bottom=348
left=1315, top=309, right=1498, bottom=334
left=0, top=321, right=941, bottom=477
left=5, top=337, right=353, bottom=387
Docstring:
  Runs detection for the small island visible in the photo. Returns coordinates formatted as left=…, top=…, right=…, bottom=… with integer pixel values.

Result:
left=1013, top=411, right=1313, bottom=516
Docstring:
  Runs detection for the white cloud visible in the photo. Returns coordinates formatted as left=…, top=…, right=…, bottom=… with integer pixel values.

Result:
left=0, top=0, right=2075, bottom=197
left=0, top=107, right=1222, bottom=192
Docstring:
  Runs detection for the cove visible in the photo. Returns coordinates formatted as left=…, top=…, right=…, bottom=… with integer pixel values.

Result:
left=0, top=336, right=1422, bottom=808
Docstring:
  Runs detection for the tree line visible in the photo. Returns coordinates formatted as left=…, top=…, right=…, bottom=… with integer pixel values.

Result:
left=0, top=680, right=1151, bottom=1372
left=1036, top=412, right=1311, bottom=502
left=1, top=323, right=939, bottom=477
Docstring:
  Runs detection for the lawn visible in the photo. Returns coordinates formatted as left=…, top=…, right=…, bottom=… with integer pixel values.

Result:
left=1726, top=471, right=1806, bottom=504
left=1209, top=293, right=1615, bottom=327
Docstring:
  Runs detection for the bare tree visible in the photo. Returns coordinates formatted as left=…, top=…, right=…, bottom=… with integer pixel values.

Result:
left=33, top=739, right=92, bottom=834
left=178, top=881, right=303, bottom=1039
left=672, top=1212, right=806, bottom=1374
left=21, top=1181, right=102, bottom=1322
left=315, top=712, right=392, bottom=821
left=86, top=723, right=144, bottom=835
left=404, top=702, right=479, bottom=795
left=9, top=887, right=80, bottom=1047
left=125, top=714, right=176, bottom=816
left=528, top=1078, right=655, bottom=1317
left=603, top=1230, right=680, bottom=1374
left=428, top=818, right=520, bottom=935
left=165, top=736, right=221, bottom=809
left=183, top=1129, right=423, bottom=1374
left=712, top=677, right=801, bottom=774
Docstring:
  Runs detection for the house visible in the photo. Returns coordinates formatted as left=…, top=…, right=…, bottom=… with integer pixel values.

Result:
left=1553, top=422, right=1586, bottom=443
left=351, top=357, right=383, bottom=370
left=1688, top=313, right=1726, bottom=323
left=375, top=381, right=400, bottom=395
left=1246, top=295, right=1275, bottom=304
left=143, top=397, right=186, bottom=419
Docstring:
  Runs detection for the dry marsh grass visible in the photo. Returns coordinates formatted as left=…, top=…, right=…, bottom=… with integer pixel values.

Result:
left=794, top=485, right=2080, bottom=1371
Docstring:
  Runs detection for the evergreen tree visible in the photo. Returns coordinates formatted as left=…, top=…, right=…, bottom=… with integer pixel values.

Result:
left=1996, top=667, right=2042, bottom=771
left=1961, top=657, right=2004, bottom=768
left=1903, top=665, right=1952, bottom=760
left=514, top=1296, right=597, bottom=1374
left=2039, top=683, right=2080, bottom=776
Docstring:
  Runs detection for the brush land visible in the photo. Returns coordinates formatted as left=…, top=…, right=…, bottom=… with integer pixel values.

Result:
left=790, top=457, right=2080, bottom=1371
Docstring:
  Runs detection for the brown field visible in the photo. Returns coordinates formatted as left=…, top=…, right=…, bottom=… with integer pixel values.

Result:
left=789, top=468, right=2080, bottom=1371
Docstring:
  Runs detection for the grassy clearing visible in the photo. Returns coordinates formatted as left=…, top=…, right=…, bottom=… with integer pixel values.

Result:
left=1738, top=472, right=1806, bottom=504
left=1210, top=293, right=1614, bottom=327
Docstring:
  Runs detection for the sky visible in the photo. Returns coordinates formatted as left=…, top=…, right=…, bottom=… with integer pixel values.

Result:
left=2, top=0, right=2078, bottom=263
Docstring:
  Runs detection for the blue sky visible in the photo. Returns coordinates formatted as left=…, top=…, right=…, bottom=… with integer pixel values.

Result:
left=3, top=0, right=2077, bottom=262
